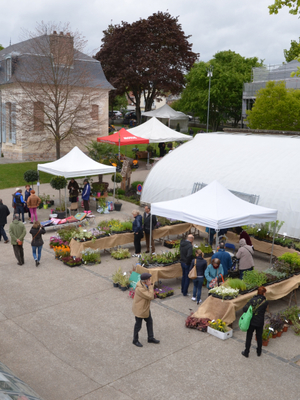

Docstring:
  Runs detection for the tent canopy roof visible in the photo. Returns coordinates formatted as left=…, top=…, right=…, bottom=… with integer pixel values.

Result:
left=97, top=128, right=149, bottom=145
left=127, top=117, right=193, bottom=143
left=151, top=180, right=277, bottom=230
left=142, top=104, right=188, bottom=120
left=37, top=146, right=116, bottom=178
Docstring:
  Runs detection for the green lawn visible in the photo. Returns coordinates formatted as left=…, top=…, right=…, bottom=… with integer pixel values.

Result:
left=0, top=162, right=53, bottom=190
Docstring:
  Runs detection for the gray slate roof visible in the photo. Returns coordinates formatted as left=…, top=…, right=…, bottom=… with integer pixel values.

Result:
left=0, top=35, right=113, bottom=90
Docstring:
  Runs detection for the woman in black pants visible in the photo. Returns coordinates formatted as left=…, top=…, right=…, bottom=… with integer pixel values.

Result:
left=132, top=210, right=143, bottom=257
left=242, top=286, right=268, bottom=358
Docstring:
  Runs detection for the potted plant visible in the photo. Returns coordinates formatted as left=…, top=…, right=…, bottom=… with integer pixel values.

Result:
left=81, top=248, right=101, bottom=265
left=24, top=169, right=39, bottom=190
left=112, top=267, right=123, bottom=287
left=207, top=319, right=233, bottom=340
left=111, top=173, right=123, bottom=211
left=199, top=243, right=213, bottom=257
left=119, top=274, right=130, bottom=291
left=50, top=175, right=68, bottom=218
left=62, top=256, right=82, bottom=267
left=111, top=247, right=131, bottom=260
left=262, top=326, right=270, bottom=346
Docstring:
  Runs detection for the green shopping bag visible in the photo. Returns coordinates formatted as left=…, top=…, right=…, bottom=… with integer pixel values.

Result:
left=129, top=271, right=141, bottom=289
left=239, top=305, right=253, bottom=332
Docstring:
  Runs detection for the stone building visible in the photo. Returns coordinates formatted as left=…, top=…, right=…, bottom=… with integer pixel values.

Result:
left=0, top=32, right=113, bottom=160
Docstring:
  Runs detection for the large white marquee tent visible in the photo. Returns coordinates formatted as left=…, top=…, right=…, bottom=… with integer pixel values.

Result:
left=127, top=117, right=193, bottom=143
left=141, top=133, right=300, bottom=238
left=142, top=104, right=189, bottom=131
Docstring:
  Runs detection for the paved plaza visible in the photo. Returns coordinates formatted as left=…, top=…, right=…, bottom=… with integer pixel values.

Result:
left=0, top=164, right=299, bottom=400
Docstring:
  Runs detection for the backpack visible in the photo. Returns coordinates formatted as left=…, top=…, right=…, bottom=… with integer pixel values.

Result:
left=14, top=194, right=22, bottom=206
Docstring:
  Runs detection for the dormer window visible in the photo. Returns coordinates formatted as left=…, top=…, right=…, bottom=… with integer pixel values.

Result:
left=6, top=57, right=11, bottom=81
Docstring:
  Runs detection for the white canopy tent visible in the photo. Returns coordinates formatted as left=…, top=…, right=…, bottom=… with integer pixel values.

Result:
left=127, top=117, right=193, bottom=143
left=37, top=146, right=116, bottom=209
left=37, top=146, right=116, bottom=178
left=150, top=180, right=278, bottom=256
left=142, top=104, right=189, bottom=131
left=151, top=180, right=278, bottom=229
left=141, top=133, right=300, bottom=238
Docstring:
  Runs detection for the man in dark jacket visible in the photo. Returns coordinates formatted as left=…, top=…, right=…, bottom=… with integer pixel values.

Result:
left=211, top=242, right=232, bottom=276
left=143, top=205, right=157, bottom=254
left=14, top=188, right=26, bottom=223
left=0, top=199, right=10, bottom=243
left=180, top=234, right=194, bottom=296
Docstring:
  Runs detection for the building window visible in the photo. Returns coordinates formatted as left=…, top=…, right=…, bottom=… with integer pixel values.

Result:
left=34, top=101, right=44, bottom=131
left=5, top=102, right=11, bottom=140
left=91, top=104, right=99, bottom=120
left=6, top=58, right=12, bottom=81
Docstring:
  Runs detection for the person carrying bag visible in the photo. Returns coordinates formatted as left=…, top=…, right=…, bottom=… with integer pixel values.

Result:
left=189, top=250, right=207, bottom=305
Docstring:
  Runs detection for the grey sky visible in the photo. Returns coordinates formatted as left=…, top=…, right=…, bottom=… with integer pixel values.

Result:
left=0, top=0, right=299, bottom=66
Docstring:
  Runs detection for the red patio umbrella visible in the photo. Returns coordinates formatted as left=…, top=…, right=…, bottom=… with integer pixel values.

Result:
left=97, top=128, right=149, bottom=159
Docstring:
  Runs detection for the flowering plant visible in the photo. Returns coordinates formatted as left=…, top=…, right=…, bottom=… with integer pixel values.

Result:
left=81, top=248, right=101, bottom=264
left=209, top=286, right=239, bottom=299
left=111, top=247, right=131, bottom=260
left=62, top=256, right=82, bottom=266
left=129, top=289, right=135, bottom=299
left=209, top=319, right=228, bottom=332
left=54, top=246, right=70, bottom=259
left=50, top=236, right=69, bottom=248
left=154, top=286, right=174, bottom=299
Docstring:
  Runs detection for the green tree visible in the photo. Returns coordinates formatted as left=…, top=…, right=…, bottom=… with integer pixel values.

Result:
left=269, top=0, right=300, bottom=15
left=0, top=44, right=4, bottom=51
left=95, top=12, right=198, bottom=124
left=284, top=38, right=300, bottom=62
left=174, top=50, right=262, bottom=130
left=246, top=81, right=300, bottom=130
left=109, top=93, right=127, bottom=113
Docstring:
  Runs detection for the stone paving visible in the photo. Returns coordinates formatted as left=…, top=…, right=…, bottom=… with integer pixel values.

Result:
left=0, top=161, right=299, bottom=399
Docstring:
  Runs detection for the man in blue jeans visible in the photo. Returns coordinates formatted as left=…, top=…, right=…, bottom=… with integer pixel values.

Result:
left=14, top=188, right=26, bottom=223
left=180, top=234, right=194, bottom=296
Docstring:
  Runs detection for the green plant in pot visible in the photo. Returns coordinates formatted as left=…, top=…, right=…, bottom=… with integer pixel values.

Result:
left=50, top=176, right=68, bottom=218
left=111, top=172, right=123, bottom=211
left=24, top=169, right=39, bottom=190
left=112, top=267, right=123, bottom=287
left=119, top=274, right=130, bottom=291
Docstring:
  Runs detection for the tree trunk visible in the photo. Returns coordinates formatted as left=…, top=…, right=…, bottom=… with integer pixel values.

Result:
left=56, top=140, right=60, bottom=159
left=98, top=174, right=103, bottom=183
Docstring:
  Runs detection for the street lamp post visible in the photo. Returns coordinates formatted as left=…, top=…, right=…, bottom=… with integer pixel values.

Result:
left=206, top=66, right=213, bottom=133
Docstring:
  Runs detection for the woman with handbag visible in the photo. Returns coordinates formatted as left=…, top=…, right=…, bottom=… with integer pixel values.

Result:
left=29, top=221, right=46, bottom=267
left=241, top=286, right=268, bottom=358
left=189, top=250, right=207, bottom=305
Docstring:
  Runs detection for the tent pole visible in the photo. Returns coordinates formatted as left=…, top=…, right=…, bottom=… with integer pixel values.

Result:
left=270, top=224, right=276, bottom=266
left=215, top=229, right=219, bottom=252
left=150, top=215, right=152, bottom=254
left=65, top=186, right=67, bottom=215
left=113, top=172, right=116, bottom=204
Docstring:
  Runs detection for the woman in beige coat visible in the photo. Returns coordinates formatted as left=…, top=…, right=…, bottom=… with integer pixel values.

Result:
left=132, top=272, right=160, bottom=347
left=26, top=190, right=41, bottom=224
left=236, top=238, right=254, bottom=279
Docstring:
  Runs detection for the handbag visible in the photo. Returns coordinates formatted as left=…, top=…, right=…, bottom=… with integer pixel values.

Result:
left=239, top=305, right=253, bottom=332
left=188, top=260, right=197, bottom=279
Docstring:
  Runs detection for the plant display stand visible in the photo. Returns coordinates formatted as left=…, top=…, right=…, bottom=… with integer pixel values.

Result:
left=207, top=326, right=233, bottom=340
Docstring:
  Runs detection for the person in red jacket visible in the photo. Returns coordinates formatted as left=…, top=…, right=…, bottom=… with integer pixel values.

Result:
left=236, top=227, right=252, bottom=247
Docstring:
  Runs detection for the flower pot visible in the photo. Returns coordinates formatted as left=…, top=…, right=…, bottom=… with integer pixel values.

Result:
left=262, top=339, right=269, bottom=346
left=56, top=211, right=66, bottom=219
left=277, top=331, right=282, bottom=337
left=283, top=325, right=288, bottom=332
left=272, top=333, right=277, bottom=338
left=114, top=203, right=122, bottom=211
left=120, top=285, right=127, bottom=291
left=113, top=282, right=119, bottom=288
left=43, top=204, right=48, bottom=209
left=38, top=203, right=44, bottom=209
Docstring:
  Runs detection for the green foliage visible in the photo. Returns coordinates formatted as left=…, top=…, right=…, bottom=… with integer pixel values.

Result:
left=111, top=173, right=123, bottom=183
left=263, top=268, right=287, bottom=279
left=269, top=0, right=300, bottom=16
left=50, top=176, right=67, bottom=190
left=24, top=170, right=39, bottom=184
left=242, top=270, right=267, bottom=288
left=262, top=325, right=271, bottom=341
left=175, top=51, right=262, bottom=130
left=0, top=44, right=4, bottom=51
left=246, top=81, right=300, bottom=131
left=119, top=274, right=130, bottom=287
left=111, top=248, right=131, bottom=260
left=284, top=37, right=300, bottom=62
left=281, top=305, right=300, bottom=323
left=199, top=243, right=213, bottom=254
left=112, top=267, right=123, bottom=283
left=86, top=141, right=116, bottom=164
left=278, top=252, right=300, bottom=269
left=224, top=278, right=247, bottom=291
left=81, top=248, right=101, bottom=264
left=58, top=226, right=79, bottom=244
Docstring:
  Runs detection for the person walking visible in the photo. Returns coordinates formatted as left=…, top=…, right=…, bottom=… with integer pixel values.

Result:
left=9, top=214, right=26, bottom=265
left=0, top=199, right=10, bottom=243
left=132, top=272, right=160, bottom=347
left=82, top=179, right=91, bottom=212
left=241, top=286, right=268, bottom=358
left=13, top=189, right=26, bottom=223
left=26, top=190, right=41, bottom=224
left=132, top=210, right=143, bottom=257
left=68, top=178, right=79, bottom=203
left=180, top=234, right=194, bottom=296
left=190, top=249, right=207, bottom=305
left=30, top=221, right=46, bottom=267
left=143, top=205, right=157, bottom=254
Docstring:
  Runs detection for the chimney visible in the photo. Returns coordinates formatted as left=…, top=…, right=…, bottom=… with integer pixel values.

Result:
left=50, top=32, right=74, bottom=66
